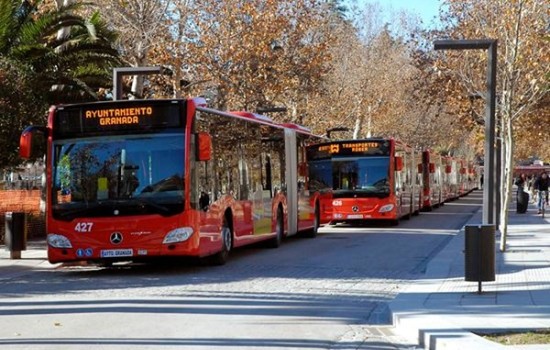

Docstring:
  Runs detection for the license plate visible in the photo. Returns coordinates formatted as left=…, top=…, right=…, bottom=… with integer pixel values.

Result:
left=347, top=214, right=363, bottom=219
left=100, top=249, right=133, bottom=258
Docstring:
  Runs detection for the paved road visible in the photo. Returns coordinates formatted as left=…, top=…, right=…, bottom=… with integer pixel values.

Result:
left=0, top=196, right=480, bottom=349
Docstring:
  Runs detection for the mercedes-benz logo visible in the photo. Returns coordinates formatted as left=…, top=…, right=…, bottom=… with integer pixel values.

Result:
left=110, top=232, right=123, bottom=245
left=352, top=206, right=359, bottom=212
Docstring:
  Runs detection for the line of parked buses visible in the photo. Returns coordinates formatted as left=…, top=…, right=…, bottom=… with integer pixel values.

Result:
left=307, top=138, right=481, bottom=227
left=20, top=97, right=480, bottom=265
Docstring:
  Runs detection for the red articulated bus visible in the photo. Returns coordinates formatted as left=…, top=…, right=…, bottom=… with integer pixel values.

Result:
left=457, top=159, right=469, bottom=196
left=420, top=150, right=444, bottom=211
left=467, top=163, right=481, bottom=191
left=19, top=98, right=328, bottom=265
left=442, top=156, right=460, bottom=201
left=306, top=138, right=418, bottom=225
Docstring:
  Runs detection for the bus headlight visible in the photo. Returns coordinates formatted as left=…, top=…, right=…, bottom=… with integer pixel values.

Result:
left=47, top=234, right=73, bottom=248
left=379, top=204, right=394, bottom=213
left=163, top=227, right=194, bottom=244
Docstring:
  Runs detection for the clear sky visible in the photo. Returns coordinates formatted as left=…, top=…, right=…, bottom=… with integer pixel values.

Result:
left=380, top=0, right=442, bottom=26
left=349, top=0, right=444, bottom=28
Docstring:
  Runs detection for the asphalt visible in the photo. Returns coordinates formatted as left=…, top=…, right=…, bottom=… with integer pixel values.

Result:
left=1, top=189, right=549, bottom=350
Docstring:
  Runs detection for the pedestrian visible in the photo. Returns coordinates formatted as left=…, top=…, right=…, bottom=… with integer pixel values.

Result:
left=533, top=171, right=550, bottom=214
left=515, top=173, right=529, bottom=213
left=514, top=173, right=527, bottom=192
left=480, top=174, right=484, bottom=189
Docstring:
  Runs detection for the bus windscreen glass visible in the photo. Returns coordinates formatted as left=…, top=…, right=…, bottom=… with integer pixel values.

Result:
left=52, top=133, right=185, bottom=220
left=332, top=157, right=390, bottom=196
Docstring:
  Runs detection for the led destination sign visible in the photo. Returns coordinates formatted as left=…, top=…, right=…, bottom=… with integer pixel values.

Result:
left=54, top=101, right=184, bottom=138
left=85, top=107, right=154, bottom=126
left=308, top=140, right=390, bottom=160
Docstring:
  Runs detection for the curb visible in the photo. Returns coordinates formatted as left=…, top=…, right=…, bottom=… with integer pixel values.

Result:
left=389, top=206, right=509, bottom=350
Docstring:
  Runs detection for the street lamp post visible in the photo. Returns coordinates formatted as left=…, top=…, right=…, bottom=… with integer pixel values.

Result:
left=326, top=127, right=350, bottom=139
left=113, top=67, right=164, bottom=101
left=433, top=39, right=498, bottom=226
left=256, top=107, right=287, bottom=114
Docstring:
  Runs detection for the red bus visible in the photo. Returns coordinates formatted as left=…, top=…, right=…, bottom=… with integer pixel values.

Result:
left=19, top=98, right=328, bottom=265
left=306, top=138, right=418, bottom=225
left=457, top=159, right=468, bottom=196
left=442, top=156, right=460, bottom=201
left=468, top=163, right=481, bottom=191
left=420, top=150, right=444, bottom=211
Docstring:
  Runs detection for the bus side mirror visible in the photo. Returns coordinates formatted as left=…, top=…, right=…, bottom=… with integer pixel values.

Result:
left=445, top=165, right=452, bottom=174
left=20, top=126, right=47, bottom=159
left=197, top=132, right=212, bottom=161
left=395, top=157, right=404, bottom=171
left=429, top=163, right=435, bottom=173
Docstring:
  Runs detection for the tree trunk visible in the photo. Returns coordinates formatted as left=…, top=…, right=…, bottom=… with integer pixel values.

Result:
left=131, top=55, right=148, bottom=98
left=499, top=115, right=514, bottom=252
left=366, top=105, right=373, bottom=138
left=353, top=115, right=362, bottom=140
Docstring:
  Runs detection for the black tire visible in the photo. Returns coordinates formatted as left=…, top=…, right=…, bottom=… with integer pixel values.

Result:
left=266, top=207, right=284, bottom=248
left=209, top=219, right=232, bottom=266
left=304, top=203, right=320, bottom=238
left=402, top=204, right=411, bottom=220
left=389, top=219, right=399, bottom=226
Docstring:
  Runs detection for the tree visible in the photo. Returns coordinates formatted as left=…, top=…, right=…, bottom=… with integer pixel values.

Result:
left=0, top=0, right=119, bottom=170
left=0, top=59, right=46, bottom=169
left=315, top=2, right=464, bottom=152
left=0, top=0, right=119, bottom=104
left=87, top=0, right=172, bottom=98
left=175, top=0, right=335, bottom=122
left=437, top=0, right=549, bottom=251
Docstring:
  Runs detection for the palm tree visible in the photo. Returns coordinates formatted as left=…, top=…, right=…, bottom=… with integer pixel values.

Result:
left=0, top=0, right=120, bottom=169
left=0, top=0, right=120, bottom=104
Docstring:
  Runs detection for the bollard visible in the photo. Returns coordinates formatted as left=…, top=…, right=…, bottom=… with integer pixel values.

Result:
left=4, top=212, right=27, bottom=259
left=464, top=224, right=495, bottom=293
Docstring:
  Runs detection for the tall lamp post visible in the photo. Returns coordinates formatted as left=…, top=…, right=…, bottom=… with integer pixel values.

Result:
left=256, top=107, right=287, bottom=114
left=433, top=39, right=499, bottom=226
left=113, top=67, right=164, bottom=101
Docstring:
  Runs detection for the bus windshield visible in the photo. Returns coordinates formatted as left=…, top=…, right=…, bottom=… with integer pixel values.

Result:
left=52, top=133, right=184, bottom=220
left=309, top=156, right=390, bottom=197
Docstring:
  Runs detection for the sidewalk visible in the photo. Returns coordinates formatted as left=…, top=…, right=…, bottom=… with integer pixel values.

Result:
left=0, top=239, right=60, bottom=281
left=390, top=190, right=550, bottom=350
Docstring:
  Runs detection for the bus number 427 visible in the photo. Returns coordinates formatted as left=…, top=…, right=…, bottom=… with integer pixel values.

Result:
left=75, top=222, right=93, bottom=232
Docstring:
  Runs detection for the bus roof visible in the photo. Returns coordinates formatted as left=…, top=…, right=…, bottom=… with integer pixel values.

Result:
left=279, top=123, right=312, bottom=134
left=230, top=111, right=274, bottom=123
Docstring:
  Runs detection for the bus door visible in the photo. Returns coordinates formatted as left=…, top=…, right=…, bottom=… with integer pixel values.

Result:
left=284, top=129, right=298, bottom=235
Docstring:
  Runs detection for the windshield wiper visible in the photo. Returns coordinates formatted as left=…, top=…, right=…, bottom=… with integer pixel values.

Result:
left=55, top=203, right=102, bottom=219
left=131, top=198, right=172, bottom=215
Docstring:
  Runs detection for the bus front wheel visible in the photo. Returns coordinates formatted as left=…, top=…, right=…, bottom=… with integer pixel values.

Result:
left=304, top=203, right=320, bottom=238
left=210, top=224, right=233, bottom=265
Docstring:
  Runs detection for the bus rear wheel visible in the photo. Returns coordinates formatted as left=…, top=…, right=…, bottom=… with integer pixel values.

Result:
left=266, top=207, right=284, bottom=248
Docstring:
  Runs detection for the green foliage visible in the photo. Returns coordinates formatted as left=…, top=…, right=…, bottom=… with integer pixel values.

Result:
left=0, top=0, right=120, bottom=170
left=0, top=0, right=120, bottom=104
left=0, top=58, right=48, bottom=169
